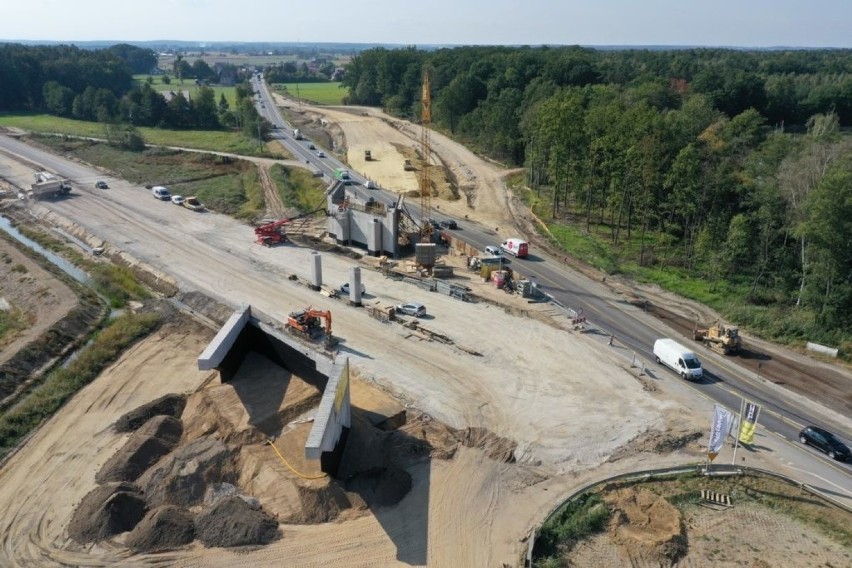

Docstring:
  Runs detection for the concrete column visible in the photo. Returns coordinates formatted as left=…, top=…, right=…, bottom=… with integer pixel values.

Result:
left=348, top=266, right=363, bottom=307
left=310, top=252, right=322, bottom=291
left=368, top=218, right=382, bottom=256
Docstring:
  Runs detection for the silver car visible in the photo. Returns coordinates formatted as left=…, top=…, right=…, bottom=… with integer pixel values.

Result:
left=396, top=302, right=426, bottom=317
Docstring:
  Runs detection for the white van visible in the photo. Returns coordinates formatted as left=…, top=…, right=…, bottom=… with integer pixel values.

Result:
left=152, top=186, right=171, bottom=200
left=653, top=338, right=703, bottom=380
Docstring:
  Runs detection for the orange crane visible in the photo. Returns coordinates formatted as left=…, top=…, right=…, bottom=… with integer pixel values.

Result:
left=254, top=207, right=325, bottom=246
left=286, top=307, right=335, bottom=347
left=419, top=68, right=433, bottom=244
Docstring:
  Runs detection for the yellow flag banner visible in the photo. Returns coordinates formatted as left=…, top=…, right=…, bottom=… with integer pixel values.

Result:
left=738, top=402, right=760, bottom=445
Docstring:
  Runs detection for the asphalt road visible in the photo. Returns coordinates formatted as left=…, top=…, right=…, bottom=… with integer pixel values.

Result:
left=1, top=95, right=850, bottom=507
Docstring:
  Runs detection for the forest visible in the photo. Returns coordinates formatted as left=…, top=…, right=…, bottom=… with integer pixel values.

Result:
left=342, top=46, right=852, bottom=346
left=0, top=44, right=263, bottom=135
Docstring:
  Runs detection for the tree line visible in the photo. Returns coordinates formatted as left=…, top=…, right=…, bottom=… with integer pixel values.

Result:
left=0, top=43, right=265, bottom=134
left=342, top=46, right=852, bottom=341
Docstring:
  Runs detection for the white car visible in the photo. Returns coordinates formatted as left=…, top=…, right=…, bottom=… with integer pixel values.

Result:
left=484, top=245, right=501, bottom=256
left=170, top=195, right=185, bottom=206
left=396, top=302, right=426, bottom=317
left=340, top=282, right=366, bottom=295
left=317, top=151, right=326, bottom=158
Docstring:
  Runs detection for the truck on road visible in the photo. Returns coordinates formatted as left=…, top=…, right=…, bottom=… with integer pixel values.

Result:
left=500, top=238, right=529, bottom=258
left=28, top=172, right=71, bottom=200
left=653, top=338, right=703, bottom=381
left=334, top=168, right=351, bottom=183
left=293, top=129, right=304, bottom=140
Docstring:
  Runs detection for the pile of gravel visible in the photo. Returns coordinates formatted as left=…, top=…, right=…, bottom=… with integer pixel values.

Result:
left=96, top=415, right=184, bottom=483
left=125, top=505, right=195, bottom=553
left=114, top=394, right=187, bottom=433
left=195, top=495, right=280, bottom=548
left=68, top=482, right=147, bottom=543
left=137, top=436, right=234, bottom=508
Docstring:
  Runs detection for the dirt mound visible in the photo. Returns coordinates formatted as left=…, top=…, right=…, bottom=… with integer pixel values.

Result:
left=137, top=436, right=235, bottom=508
left=609, top=429, right=704, bottom=462
left=97, top=415, right=184, bottom=483
left=287, top=481, right=354, bottom=524
left=396, top=412, right=460, bottom=460
left=68, top=482, right=147, bottom=543
left=195, top=495, right=280, bottom=548
left=605, top=488, right=686, bottom=566
left=458, top=427, right=517, bottom=463
left=345, top=467, right=412, bottom=508
left=125, top=505, right=195, bottom=553
left=114, top=394, right=187, bottom=433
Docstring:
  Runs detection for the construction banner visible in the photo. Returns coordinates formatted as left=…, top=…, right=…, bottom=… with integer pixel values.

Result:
left=707, top=404, right=734, bottom=462
left=738, top=402, right=761, bottom=445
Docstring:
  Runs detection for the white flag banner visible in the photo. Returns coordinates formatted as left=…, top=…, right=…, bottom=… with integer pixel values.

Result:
left=708, top=404, right=734, bottom=461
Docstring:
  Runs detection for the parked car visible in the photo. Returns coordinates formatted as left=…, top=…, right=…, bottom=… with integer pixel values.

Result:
left=396, top=302, right=426, bottom=317
left=152, top=186, right=171, bottom=200
left=95, top=180, right=108, bottom=189
left=484, top=245, right=501, bottom=256
left=340, top=282, right=366, bottom=295
left=183, top=196, right=204, bottom=212
left=170, top=195, right=185, bottom=206
left=439, top=219, right=458, bottom=230
left=799, top=426, right=850, bottom=461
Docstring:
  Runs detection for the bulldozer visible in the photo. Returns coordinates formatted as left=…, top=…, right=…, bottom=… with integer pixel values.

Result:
left=365, top=149, right=372, bottom=161
left=403, top=159, right=415, bottom=171
left=286, top=308, right=337, bottom=348
left=693, top=322, right=741, bottom=355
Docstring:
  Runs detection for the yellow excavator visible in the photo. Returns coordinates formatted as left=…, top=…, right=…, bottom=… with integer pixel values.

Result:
left=693, top=322, right=741, bottom=355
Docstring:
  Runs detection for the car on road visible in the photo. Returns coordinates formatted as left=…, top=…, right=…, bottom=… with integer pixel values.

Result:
left=484, top=245, right=501, bottom=256
left=308, top=143, right=316, bottom=150
left=317, top=151, right=326, bottom=158
left=439, top=219, right=458, bottom=230
left=170, top=195, right=185, bottom=206
left=340, top=282, right=366, bottom=295
left=799, top=426, right=850, bottom=461
left=364, top=180, right=377, bottom=189
left=95, top=180, right=108, bottom=189
left=395, top=302, right=426, bottom=317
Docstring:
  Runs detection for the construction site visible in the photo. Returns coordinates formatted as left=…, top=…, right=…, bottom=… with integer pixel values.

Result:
left=0, top=80, right=851, bottom=567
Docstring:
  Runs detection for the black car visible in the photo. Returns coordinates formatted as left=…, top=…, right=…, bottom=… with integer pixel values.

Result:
left=95, top=180, right=108, bottom=189
left=439, top=219, right=458, bottom=230
left=799, top=426, right=850, bottom=461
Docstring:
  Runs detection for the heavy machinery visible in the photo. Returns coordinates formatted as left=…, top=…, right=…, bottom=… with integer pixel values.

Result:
left=403, top=159, right=415, bottom=171
left=253, top=207, right=325, bottom=246
left=693, top=322, right=742, bottom=355
left=28, top=172, right=71, bottom=200
left=286, top=307, right=336, bottom=348
left=364, top=149, right=372, bottom=161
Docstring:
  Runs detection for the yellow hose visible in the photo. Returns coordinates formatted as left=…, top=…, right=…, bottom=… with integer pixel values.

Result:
left=266, top=439, right=327, bottom=480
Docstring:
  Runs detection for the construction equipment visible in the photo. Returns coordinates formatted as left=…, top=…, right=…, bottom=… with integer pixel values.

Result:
left=693, top=322, right=742, bottom=355
left=253, top=207, right=325, bottom=246
left=29, top=172, right=71, bottom=200
left=286, top=307, right=336, bottom=347
left=403, top=159, right=415, bottom=171
left=364, top=149, right=372, bottom=161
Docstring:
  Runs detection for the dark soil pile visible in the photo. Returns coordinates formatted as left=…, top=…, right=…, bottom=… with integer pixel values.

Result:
left=96, top=416, right=184, bottom=483
left=68, top=482, right=147, bottom=543
left=125, top=505, right=195, bottom=553
left=114, top=394, right=187, bottom=433
left=458, top=426, right=517, bottom=463
left=345, top=467, right=412, bottom=508
left=137, top=436, right=235, bottom=508
left=195, top=496, right=280, bottom=548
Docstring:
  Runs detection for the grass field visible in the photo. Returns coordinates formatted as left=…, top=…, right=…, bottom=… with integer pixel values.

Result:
left=0, top=112, right=272, bottom=157
left=272, top=82, right=347, bottom=105
left=133, top=75, right=239, bottom=108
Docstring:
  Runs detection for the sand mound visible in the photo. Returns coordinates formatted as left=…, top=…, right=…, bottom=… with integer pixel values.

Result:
left=287, top=481, right=354, bottom=524
left=114, top=394, right=187, bottom=433
left=97, top=415, right=184, bottom=483
left=195, top=495, right=280, bottom=548
left=125, top=505, right=195, bottom=553
left=137, top=436, right=235, bottom=508
left=459, top=427, right=517, bottom=463
left=606, top=488, right=686, bottom=566
left=68, top=482, right=147, bottom=543
left=345, top=467, right=412, bottom=508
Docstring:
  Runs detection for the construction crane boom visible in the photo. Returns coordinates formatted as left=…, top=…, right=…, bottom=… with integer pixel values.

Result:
left=420, top=69, right=432, bottom=243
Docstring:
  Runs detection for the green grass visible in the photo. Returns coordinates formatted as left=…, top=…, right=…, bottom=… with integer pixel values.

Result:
left=0, top=311, right=161, bottom=458
left=0, top=307, right=29, bottom=345
left=533, top=493, right=611, bottom=567
left=268, top=163, right=329, bottom=212
left=133, top=76, right=240, bottom=109
left=0, top=112, right=273, bottom=157
left=272, top=82, right=346, bottom=105
left=176, top=169, right=262, bottom=219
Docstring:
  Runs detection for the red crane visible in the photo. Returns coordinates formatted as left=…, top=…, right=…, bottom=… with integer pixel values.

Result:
left=254, top=207, right=326, bottom=246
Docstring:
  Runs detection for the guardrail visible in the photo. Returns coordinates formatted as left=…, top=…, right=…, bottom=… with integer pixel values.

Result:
left=525, top=463, right=852, bottom=567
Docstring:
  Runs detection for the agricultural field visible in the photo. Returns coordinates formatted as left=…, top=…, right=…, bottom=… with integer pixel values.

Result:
left=133, top=75, right=239, bottom=108
left=272, top=82, right=346, bottom=105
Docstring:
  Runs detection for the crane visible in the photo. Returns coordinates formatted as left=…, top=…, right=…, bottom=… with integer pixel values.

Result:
left=419, top=68, right=433, bottom=244
left=253, top=207, right=326, bottom=246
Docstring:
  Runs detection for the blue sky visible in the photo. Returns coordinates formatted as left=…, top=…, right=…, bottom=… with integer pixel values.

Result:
left=1, top=0, right=850, bottom=47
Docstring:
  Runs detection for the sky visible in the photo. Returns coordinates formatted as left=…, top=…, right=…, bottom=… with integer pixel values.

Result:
left=1, top=0, right=850, bottom=48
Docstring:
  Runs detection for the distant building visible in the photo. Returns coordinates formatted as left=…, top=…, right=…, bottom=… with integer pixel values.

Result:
left=331, top=67, right=345, bottom=81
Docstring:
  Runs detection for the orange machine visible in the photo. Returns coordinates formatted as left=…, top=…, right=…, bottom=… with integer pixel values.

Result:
left=286, top=308, right=334, bottom=346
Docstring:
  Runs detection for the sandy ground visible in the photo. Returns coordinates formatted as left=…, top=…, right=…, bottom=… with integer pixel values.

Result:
left=0, top=237, right=77, bottom=366
left=0, top=107, right=850, bottom=565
